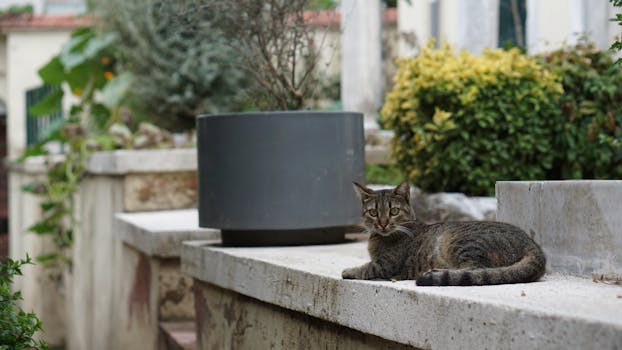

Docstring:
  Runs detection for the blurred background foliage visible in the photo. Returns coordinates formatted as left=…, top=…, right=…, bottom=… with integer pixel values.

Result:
left=381, top=43, right=563, bottom=195
left=381, top=41, right=622, bottom=196
left=543, top=41, right=622, bottom=180
left=95, top=0, right=249, bottom=131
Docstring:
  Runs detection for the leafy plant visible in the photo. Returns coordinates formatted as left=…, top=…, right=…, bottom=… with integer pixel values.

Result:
left=212, top=0, right=328, bottom=110
left=541, top=41, right=622, bottom=179
left=381, top=43, right=563, bottom=196
left=20, top=27, right=127, bottom=269
left=96, top=0, right=248, bottom=131
left=0, top=256, right=47, bottom=350
left=31, top=27, right=129, bottom=132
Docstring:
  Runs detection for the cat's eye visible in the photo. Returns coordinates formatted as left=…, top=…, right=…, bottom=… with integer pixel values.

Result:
left=390, top=207, right=400, bottom=216
left=368, top=209, right=378, bottom=217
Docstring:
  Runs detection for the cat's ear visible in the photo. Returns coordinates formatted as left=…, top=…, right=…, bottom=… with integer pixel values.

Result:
left=353, top=182, right=373, bottom=200
left=393, top=180, right=410, bottom=201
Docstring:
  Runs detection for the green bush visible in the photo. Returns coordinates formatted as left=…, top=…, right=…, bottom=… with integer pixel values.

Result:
left=542, top=41, right=622, bottom=179
left=0, top=256, right=47, bottom=350
left=96, top=0, right=248, bottom=131
left=381, top=44, right=563, bottom=196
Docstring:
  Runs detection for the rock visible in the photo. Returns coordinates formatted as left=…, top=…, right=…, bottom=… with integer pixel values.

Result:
left=368, top=184, right=496, bottom=223
left=413, top=192, right=496, bottom=223
left=108, top=123, right=133, bottom=148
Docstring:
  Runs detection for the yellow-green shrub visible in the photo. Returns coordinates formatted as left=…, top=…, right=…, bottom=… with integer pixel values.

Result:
left=381, top=44, right=563, bottom=195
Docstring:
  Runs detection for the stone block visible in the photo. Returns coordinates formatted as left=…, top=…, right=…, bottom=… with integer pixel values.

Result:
left=496, top=180, right=622, bottom=277
left=124, top=172, right=198, bottom=212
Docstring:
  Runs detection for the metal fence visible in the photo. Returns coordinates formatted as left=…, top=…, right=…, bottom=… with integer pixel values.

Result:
left=25, top=85, right=63, bottom=146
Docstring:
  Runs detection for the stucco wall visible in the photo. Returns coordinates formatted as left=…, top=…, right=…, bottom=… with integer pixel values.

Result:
left=0, top=35, right=7, bottom=106
left=5, top=29, right=71, bottom=158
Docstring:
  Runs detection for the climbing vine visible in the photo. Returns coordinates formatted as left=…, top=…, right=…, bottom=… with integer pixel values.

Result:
left=19, top=27, right=128, bottom=270
left=20, top=27, right=178, bottom=270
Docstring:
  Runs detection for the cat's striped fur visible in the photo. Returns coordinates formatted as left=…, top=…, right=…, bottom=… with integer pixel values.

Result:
left=341, top=181, right=546, bottom=286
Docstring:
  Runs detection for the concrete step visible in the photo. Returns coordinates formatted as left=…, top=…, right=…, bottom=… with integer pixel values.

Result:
left=159, top=321, right=196, bottom=350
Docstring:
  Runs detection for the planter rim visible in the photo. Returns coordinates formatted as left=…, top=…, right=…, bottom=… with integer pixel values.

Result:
left=197, top=110, right=361, bottom=119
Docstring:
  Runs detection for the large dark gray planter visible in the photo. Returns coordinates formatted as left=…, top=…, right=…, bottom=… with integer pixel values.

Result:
left=196, top=111, right=365, bottom=246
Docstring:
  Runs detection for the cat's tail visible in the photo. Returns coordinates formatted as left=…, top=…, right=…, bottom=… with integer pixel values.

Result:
left=415, top=246, right=546, bottom=286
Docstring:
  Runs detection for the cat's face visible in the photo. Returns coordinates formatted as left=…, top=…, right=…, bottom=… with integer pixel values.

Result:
left=353, top=181, right=414, bottom=237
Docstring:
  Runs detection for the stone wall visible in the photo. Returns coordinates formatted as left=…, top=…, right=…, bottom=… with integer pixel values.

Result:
left=194, top=281, right=415, bottom=350
left=9, top=148, right=198, bottom=349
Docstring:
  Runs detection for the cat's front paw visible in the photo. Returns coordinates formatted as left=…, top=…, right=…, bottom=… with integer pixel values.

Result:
left=342, top=267, right=361, bottom=279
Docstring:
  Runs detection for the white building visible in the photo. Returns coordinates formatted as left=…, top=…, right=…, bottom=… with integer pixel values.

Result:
left=341, top=0, right=620, bottom=128
left=400, top=0, right=620, bottom=55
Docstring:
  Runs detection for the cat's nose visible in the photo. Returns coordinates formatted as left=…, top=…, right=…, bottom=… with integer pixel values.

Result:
left=379, top=220, right=389, bottom=229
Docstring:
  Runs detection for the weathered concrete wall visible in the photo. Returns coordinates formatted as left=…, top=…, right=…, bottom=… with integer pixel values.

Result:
left=68, top=150, right=200, bottom=350
left=69, top=175, right=125, bottom=350
left=109, top=250, right=196, bottom=350
left=496, top=180, right=622, bottom=277
left=112, top=248, right=160, bottom=350
left=110, top=251, right=196, bottom=349
left=9, top=149, right=200, bottom=350
left=112, top=209, right=217, bottom=349
left=8, top=161, right=66, bottom=347
left=194, top=280, right=416, bottom=350
left=158, top=259, right=195, bottom=321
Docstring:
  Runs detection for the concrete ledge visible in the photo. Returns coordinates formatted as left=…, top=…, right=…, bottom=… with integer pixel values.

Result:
left=181, top=240, right=622, bottom=349
left=88, top=148, right=197, bottom=175
left=10, top=149, right=197, bottom=175
left=497, top=180, right=622, bottom=277
left=86, top=146, right=394, bottom=174
left=9, top=154, right=65, bottom=174
left=116, top=209, right=219, bottom=258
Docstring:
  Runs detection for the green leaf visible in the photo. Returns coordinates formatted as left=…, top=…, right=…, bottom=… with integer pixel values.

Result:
left=38, top=57, right=65, bottom=84
left=15, top=142, right=49, bottom=163
left=82, top=32, right=118, bottom=60
left=64, top=63, right=91, bottom=92
left=59, top=29, right=94, bottom=69
left=102, top=72, right=133, bottom=109
left=27, top=221, right=56, bottom=235
left=89, top=103, right=111, bottom=130
left=70, top=27, right=93, bottom=38
left=35, top=253, right=60, bottom=267
left=40, top=201, right=58, bottom=212
left=28, top=88, right=63, bottom=116
left=20, top=182, right=46, bottom=194
left=90, top=134, right=117, bottom=151
left=38, top=117, right=67, bottom=142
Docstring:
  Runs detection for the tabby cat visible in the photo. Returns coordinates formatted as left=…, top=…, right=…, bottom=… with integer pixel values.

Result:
left=342, top=181, right=546, bottom=286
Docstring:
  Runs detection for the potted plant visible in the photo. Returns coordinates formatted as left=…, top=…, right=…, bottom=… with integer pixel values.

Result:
left=197, top=0, right=365, bottom=245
